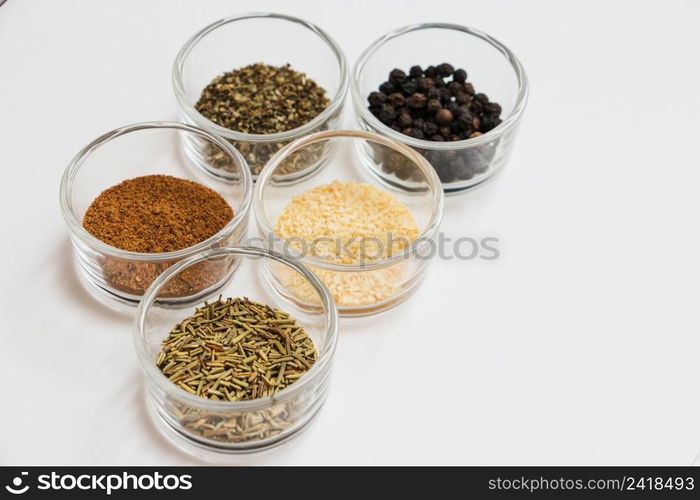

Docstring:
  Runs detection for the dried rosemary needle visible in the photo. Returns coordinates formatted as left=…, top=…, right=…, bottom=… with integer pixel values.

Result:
left=157, top=297, right=318, bottom=401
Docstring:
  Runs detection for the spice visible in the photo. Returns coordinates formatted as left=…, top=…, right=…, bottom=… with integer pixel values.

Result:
left=272, top=260, right=408, bottom=309
left=84, top=175, right=232, bottom=253
left=173, top=398, right=297, bottom=443
left=273, top=181, right=420, bottom=306
left=196, top=63, right=329, bottom=134
left=195, top=63, right=330, bottom=176
left=367, top=63, right=503, bottom=183
left=83, top=175, right=234, bottom=296
left=157, top=297, right=318, bottom=401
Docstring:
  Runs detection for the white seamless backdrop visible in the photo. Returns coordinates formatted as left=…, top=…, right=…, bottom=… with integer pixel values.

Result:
left=0, top=0, right=699, bottom=465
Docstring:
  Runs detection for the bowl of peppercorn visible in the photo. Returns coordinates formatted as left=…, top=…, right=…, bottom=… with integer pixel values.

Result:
left=173, top=12, right=349, bottom=180
left=352, top=23, right=528, bottom=194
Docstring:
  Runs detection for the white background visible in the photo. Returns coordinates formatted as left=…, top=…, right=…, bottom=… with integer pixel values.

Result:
left=1, top=0, right=699, bottom=465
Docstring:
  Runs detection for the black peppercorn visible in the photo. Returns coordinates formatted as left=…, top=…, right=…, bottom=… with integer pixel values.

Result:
left=389, top=68, right=408, bottom=85
left=451, top=118, right=465, bottom=133
left=430, top=134, right=445, bottom=142
left=378, top=104, right=397, bottom=124
left=463, top=82, right=475, bottom=96
left=480, top=115, right=502, bottom=132
left=462, top=147, right=485, bottom=167
left=438, top=125, right=451, bottom=137
left=474, top=93, right=490, bottom=104
left=459, top=129, right=474, bottom=140
left=368, top=91, right=386, bottom=107
left=433, top=76, right=446, bottom=88
left=454, top=105, right=471, bottom=117
left=485, top=102, right=502, bottom=116
left=379, top=81, right=395, bottom=94
left=418, top=77, right=435, bottom=91
left=408, top=93, right=427, bottom=109
left=472, top=115, right=481, bottom=130
left=446, top=101, right=459, bottom=113
left=455, top=92, right=471, bottom=105
left=451, top=157, right=473, bottom=180
left=453, top=68, right=467, bottom=83
left=387, top=92, right=405, bottom=107
left=426, top=99, right=442, bottom=114
left=397, top=110, right=413, bottom=128
left=437, top=88, right=452, bottom=103
left=468, top=148, right=491, bottom=173
left=435, top=108, right=453, bottom=125
left=412, top=117, right=425, bottom=130
left=423, top=121, right=438, bottom=136
left=471, top=99, right=484, bottom=114
left=448, top=81, right=464, bottom=94
left=426, top=87, right=439, bottom=100
left=435, top=163, right=455, bottom=183
left=437, top=63, right=454, bottom=77
left=457, top=121, right=474, bottom=137
left=408, top=128, right=425, bottom=140
left=424, top=65, right=438, bottom=77
left=457, top=108, right=474, bottom=124
left=409, top=65, right=423, bottom=78
left=401, top=81, right=418, bottom=95
left=395, top=164, right=414, bottom=180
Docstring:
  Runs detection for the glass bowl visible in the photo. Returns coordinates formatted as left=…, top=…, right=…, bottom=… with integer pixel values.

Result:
left=173, top=12, right=349, bottom=179
left=254, top=129, right=444, bottom=317
left=134, top=246, right=338, bottom=457
left=352, top=23, right=528, bottom=195
left=59, top=121, right=253, bottom=312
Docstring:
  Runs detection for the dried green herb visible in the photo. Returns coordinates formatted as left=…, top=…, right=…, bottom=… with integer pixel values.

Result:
left=195, top=63, right=329, bottom=135
left=157, top=297, right=318, bottom=402
left=202, top=136, right=328, bottom=177
left=173, top=400, right=296, bottom=443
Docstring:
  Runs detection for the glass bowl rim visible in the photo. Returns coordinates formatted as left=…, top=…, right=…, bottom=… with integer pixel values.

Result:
left=172, top=12, right=350, bottom=143
left=351, top=22, right=529, bottom=150
left=59, top=121, right=254, bottom=261
left=134, top=246, right=339, bottom=412
left=254, top=129, right=445, bottom=272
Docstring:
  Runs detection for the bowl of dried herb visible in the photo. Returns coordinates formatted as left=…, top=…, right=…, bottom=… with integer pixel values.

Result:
left=59, top=122, right=253, bottom=312
left=173, top=12, right=349, bottom=180
left=352, top=23, right=529, bottom=195
left=134, top=246, right=338, bottom=457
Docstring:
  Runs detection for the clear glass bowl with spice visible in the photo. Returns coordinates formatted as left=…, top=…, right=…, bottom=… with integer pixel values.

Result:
left=173, top=12, right=349, bottom=180
left=135, top=246, right=338, bottom=457
left=60, top=122, right=253, bottom=311
left=351, top=23, right=528, bottom=195
left=254, top=130, right=444, bottom=317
